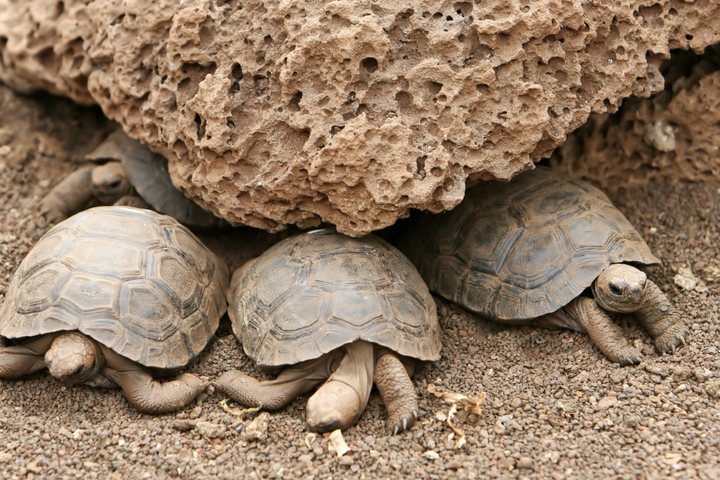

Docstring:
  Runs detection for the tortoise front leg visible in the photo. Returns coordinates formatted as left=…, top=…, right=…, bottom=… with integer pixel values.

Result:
left=39, top=166, right=96, bottom=223
left=633, top=279, right=688, bottom=354
left=0, top=335, right=57, bottom=379
left=374, top=352, right=418, bottom=435
left=101, top=347, right=206, bottom=413
left=214, top=352, right=339, bottom=410
left=537, top=297, right=643, bottom=365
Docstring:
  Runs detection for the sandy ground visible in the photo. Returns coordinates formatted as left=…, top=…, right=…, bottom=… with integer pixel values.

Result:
left=0, top=85, right=719, bottom=480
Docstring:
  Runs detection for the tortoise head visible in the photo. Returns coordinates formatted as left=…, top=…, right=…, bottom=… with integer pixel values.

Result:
left=592, top=264, right=647, bottom=313
left=45, top=332, right=103, bottom=385
left=91, top=161, right=132, bottom=204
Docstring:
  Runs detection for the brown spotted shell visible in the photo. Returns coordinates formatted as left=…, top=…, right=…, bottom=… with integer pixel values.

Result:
left=0, top=206, right=229, bottom=369
left=398, top=166, right=660, bottom=321
left=228, top=229, right=441, bottom=368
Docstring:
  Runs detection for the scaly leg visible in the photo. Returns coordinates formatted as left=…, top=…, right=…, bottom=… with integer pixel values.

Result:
left=213, top=351, right=340, bottom=410
left=374, top=353, right=418, bottom=435
left=0, top=335, right=57, bottom=379
left=39, top=166, right=96, bottom=223
left=101, top=347, right=206, bottom=413
left=536, top=297, right=643, bottom=365
left=633, top=279, right=688, bottom=354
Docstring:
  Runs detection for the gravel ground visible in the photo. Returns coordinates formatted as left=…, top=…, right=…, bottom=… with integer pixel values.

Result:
left=0, top=85, right=719, bottom=480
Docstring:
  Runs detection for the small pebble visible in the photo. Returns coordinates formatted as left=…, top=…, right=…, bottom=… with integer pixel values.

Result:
left=610, top=370, right=628, bottom=384
left=195, top=422, right=227, bottom=439
left=517, top=457, right=534, bottom=469
left=694, top=367, right=712, bottom=382
left=597, top=396, right=617, bottom=410
left=623, top=415, right=640, bottom=428
left=0, top=128, right=13, bottom=146
left=645, top=364, right=671, bottom=377
left=704, top=381, right=720, bottom=398
left=423, top=450, right=440, bottom=460
left=242, top=412, right=269, bottom=441
left=672, top=366, right=691, bottom=382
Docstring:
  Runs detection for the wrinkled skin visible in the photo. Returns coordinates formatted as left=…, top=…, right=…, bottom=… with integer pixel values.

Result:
left=214, top=341, right=419, bottom=434
left=0, top=331, right=207, bottom=413
left=536, top=264, right=687, bottom=365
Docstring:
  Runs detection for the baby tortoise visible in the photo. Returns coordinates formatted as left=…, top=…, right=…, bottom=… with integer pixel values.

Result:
left=215, top=229, right=441, bottom=434
left=0, top=206, right=229, bottom=412
left=398, top=166, right=687, bottom=365
left=39, top=129, right=226, bottom=228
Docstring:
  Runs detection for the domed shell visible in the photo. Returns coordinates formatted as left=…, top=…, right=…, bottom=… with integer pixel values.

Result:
left=0, top=206, right=229, bottom=369
left=88, top=130, right=227, bottom=228
left=228, top=229, right=441, bottom=368
left=399, top=166, right=660, bottom=321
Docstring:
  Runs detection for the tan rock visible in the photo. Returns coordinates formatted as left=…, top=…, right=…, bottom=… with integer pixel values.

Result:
left=553, top=45, right=720, bottom=191
left=0, top=1, right=719, bottom=235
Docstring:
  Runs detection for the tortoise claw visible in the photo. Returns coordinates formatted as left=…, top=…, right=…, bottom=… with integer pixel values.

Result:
left=412, top=410, right=418, bottom=419
left=402, top=418, right=408, bottom=432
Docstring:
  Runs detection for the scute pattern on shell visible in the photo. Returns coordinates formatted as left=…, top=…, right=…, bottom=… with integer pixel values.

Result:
left=400, top=167, right=660, bottom=321
left=229, top=229, right=441, bottom=367
left=0, top=207, right=229, bottom=369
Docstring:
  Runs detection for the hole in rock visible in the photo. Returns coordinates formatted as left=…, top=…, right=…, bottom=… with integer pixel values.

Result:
left=362, top=57, right=379, bottom=73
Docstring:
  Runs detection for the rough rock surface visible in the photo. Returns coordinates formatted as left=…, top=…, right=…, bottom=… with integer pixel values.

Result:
left=552, top=44, right=720, bottom=191
left=1, top=1, right=719, bottom=235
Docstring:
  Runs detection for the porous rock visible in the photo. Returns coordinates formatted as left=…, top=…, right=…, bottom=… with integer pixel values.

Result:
left=553, top=45, right=720, bottom=191
left=0, top=1, right=719, bottom=235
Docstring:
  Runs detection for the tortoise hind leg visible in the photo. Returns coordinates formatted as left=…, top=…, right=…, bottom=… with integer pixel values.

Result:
left=0, top=335, right=56, bottom=379
left=374, top=352, right=418, bottom=435
left=213, top=352, right=340, bottom=410
left=536, top=297, right=643, bottom=365
left=633, top=279, right=688, bottom=354
left=306, top=341, right=375, bottom=432
left=100, top=347, right=206, bottom=413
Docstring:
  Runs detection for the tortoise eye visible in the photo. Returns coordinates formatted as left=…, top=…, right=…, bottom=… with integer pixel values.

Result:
left=70, top=364, right=84, bottom=376
left=609, top=284, right=623, bottom=295
left=107, top=180, right=122, bottom=190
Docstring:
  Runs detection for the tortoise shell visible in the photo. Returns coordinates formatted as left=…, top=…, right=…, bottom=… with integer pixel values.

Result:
left=88, top=130, right=227, bottom=228
left=228, top=229, right=441, bottom=368
left=0, top=206, right=229, bottom=369
left=398, top=166, right=659, bottom=321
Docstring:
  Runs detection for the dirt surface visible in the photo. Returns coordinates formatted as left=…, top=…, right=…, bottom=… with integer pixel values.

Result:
left=1, top=87, right=720, bottom=479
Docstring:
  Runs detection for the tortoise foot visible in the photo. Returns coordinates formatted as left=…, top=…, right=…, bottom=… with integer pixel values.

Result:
left=39, top=204, right=68, bottom=225
left=387, top=407, right=418, bottom=435
left=214, top=363, right=329, bottom=411
left=213, top=370, right=263, bottom=407
left=611, top=347, right=644, bottom=366
left=654, top=322, right=689, bottom=355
